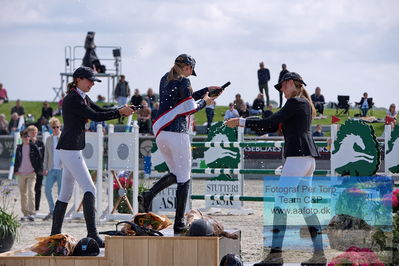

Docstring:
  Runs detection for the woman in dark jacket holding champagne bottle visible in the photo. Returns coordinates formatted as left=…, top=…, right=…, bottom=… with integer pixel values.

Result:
left=139, top=54, right=221, bottom=234
left=225, top=72, right=326, bottom=266
left=51, top=66, right=134, bottom=247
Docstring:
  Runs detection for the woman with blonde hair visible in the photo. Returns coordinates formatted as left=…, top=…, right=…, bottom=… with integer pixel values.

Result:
left=42, top=117, right=63, bottom=220
left=225, top=72, right=325, bottom=266
left=139, top=54, right=221, bottom=234
left=386, top=103, right=397, bottom=128
left=26, top=125, right=45, bottom=212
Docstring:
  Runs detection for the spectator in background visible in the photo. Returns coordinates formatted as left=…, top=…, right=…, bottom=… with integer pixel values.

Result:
left=356, top=92, right=374, bottom=117
left=278, top=64, right=289, bottom=108
left=89, top=120, right=107, bottom=133
left=8, top=112, right=20, bottom=134
left=130, top=88, right=143, bottom=107
left=114, top=75, right=130, bottom=106
left=145, top=88, right=157, bottom=109
left=41, top=101, right=53, bottom=120
left=240, top=103, right=250, bottom=118
left=0, top=114, right=9, bottom=135
left=233, top=94, right=245, bottom=116
left=114, top=75, right=130, bottom=124
left=312, top=124, right=324, bottom=137
left=311, top=87, right=325, bottom=116
left=26, top=125, right=45, bottom=212
left=263, top=104, right=274, bottom=119
left=257, top=62, right=271, bottom=106
left=224, top=103, right=240, bottom=120
left=96, top=95, right=106, bottom=103
left=205, top=101, right=215, bottom=132
left=24, top=114, right=35, bottom=127
left=14, top=130, right=42, bottom=221
left=54, top=92, right=65, bottom=116
left=259, top=104, right=279, bottom=136
left=37, top=117, right=50, bottom=133
left=11, top=99, right=25, bottom=116
left=43, top=117, right=63, bottom=221
left=0, top=83, right=9, bottom=103
left=251, top=93, right=265, bottom=115
left=151, top=102, right=159, bottom=124
left=137, top=100, right=152, bottom=134
left=386, top=103, right=397, bottom=128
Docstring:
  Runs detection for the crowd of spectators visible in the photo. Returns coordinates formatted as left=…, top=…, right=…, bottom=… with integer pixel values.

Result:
left=0, top=69, right=397, bottom=139
left=128, top=87, right=158, bottom=134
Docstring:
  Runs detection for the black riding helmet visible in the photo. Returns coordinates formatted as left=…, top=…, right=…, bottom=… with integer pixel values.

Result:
left=175, top=54, right=197, bottom=76
left=220, top=253, right=243, bottom=266
left=72, top=237, right=100, bottom=256
left=187, top=219, right=214, bottom=236
left=274, top=72, right=306, bottom=91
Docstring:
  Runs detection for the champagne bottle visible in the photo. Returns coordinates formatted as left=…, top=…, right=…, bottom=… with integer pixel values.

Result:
left=208, top=81, right=231, bottom=97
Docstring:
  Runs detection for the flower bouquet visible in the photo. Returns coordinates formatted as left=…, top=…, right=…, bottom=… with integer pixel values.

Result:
left=31, top=234, right=78, bottom=256
left=113, top=171, right=148, bottom=213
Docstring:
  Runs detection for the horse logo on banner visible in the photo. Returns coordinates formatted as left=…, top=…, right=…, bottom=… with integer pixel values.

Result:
left=386, top=125, right=399, bottom=174
left=331, top=120, right=380, bottom=176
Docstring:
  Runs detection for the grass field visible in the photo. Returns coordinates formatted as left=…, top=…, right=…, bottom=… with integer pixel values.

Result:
left=0, top=100, right=389, bottom=136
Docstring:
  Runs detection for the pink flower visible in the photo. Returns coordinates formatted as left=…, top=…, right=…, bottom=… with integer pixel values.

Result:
left=393, top=189, right=399, bottom=208
left=328, top=246, right=384, bottom=266
left=113, top=177, right=133, bottom=190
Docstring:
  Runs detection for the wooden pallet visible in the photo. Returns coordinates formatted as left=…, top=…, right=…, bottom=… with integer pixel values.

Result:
left=0, top=230, right=240, bottom=266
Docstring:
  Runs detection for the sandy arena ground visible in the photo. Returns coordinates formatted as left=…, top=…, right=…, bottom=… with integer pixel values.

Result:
left=3, top=178, right=363, bottom=264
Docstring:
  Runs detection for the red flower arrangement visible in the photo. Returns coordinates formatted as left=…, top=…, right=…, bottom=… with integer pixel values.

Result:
left=393, top=189, right=399, bottom=212
left=113, top=177, right=133, bottom=190
left=328, top=246, right=384, bottom=266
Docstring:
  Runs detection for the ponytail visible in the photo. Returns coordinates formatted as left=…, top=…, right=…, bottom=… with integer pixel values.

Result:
left=293, top=80, right=316, bottom=117
left=167, top=62, right=186, bottom=81
left=67, top=78, right=78, bottom=94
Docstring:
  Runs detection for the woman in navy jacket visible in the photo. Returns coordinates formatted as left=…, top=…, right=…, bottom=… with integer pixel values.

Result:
left=226, top=72, right=326, bottom=266
left=51, top=66, right=134, bottom=247
left=139, top=54, right=220, bottom=234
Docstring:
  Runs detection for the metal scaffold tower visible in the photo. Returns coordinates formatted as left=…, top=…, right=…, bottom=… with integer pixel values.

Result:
left=53, top=44, right=122, bottom=104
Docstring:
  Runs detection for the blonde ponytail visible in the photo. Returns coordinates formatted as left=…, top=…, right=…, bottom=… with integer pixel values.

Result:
left=167, top=62, right=186, bottom=81
left=294, top=80, right=316, bottom=117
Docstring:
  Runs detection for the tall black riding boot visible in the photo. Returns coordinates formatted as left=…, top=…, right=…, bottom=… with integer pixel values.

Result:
left=138, top=173, right=177, bottom=213
left=301, top=214, right=327, bottom=266
left=35, top=174, right=43, bottom=211
left=82, top=192, right=104, bottom=248
left=173, top=180, right=190, bottom=234
left=254, top=207, right=287, bottom=266
left=50, top=201, right=68, bottom=235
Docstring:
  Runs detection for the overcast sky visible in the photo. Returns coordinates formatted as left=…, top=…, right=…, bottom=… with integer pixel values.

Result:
left=1, top=0, right=398, bottom=109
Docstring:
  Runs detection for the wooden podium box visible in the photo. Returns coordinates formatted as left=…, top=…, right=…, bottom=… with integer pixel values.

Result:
left=0, top=230, right=240, bottom=266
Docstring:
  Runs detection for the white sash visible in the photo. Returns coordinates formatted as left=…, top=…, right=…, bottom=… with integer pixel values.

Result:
left=152, top=97, right=197, bottom=137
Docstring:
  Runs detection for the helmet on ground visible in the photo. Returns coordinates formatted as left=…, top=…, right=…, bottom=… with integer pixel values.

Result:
left=72, top=237, right=100, bottom=256
left=220, top=253, right=243, bottom=266
left=187, top=219, right=214, bottom=236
